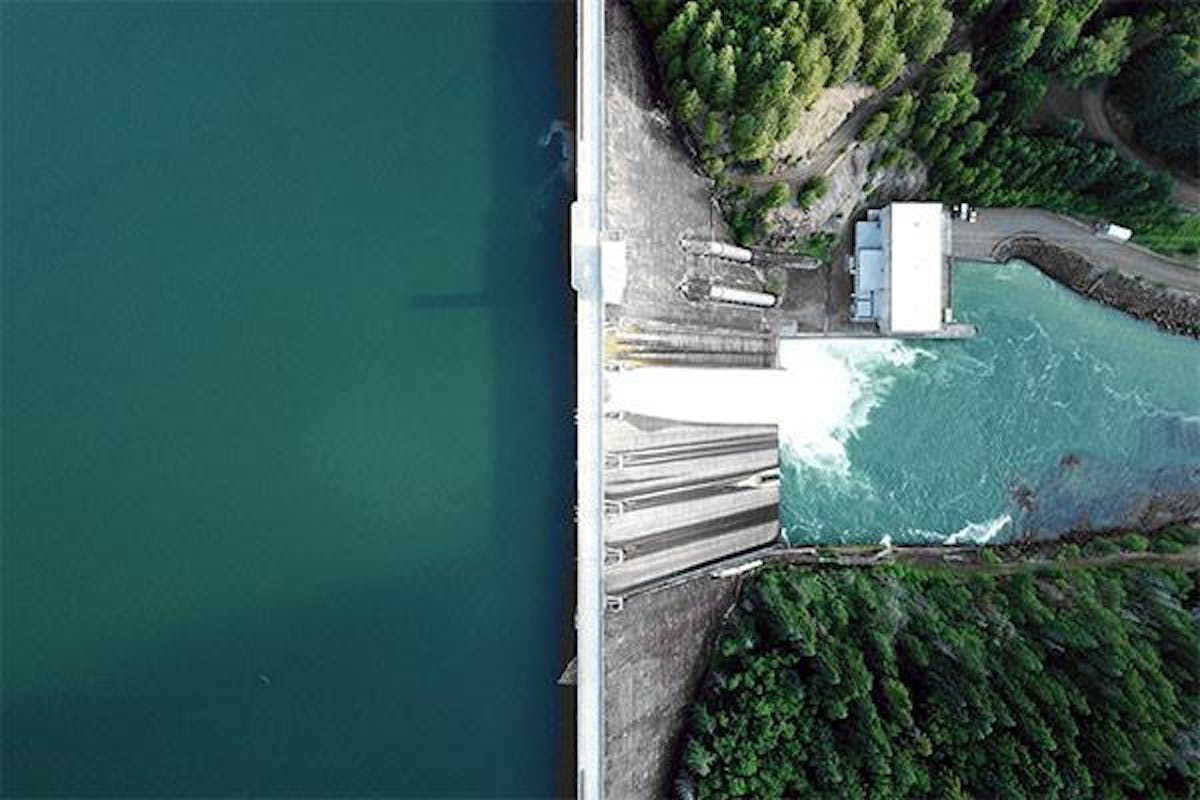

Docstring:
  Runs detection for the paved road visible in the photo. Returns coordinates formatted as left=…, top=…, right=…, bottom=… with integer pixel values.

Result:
left=1078, top=83, right=1200, bottom=209
left=574, top=0, right=605, bottom=797
left=953, top=207, right=1200, bottom=291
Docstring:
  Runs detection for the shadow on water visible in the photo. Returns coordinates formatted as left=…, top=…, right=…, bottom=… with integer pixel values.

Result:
left=407, top=1, right=577, bottom=791
left=1015, top=457, right=1200, bottom=541
left=382, top=3, right=580, bottom=789
left=6, top=567, right=552, bottom=795
left=550, top=2, right=578, bottom=794
left=483, top=4, right=575, bottom=795
left=393, top=2, right=578, bottom=794
left=408, top=292, right=493, bottom=308
left=3, top=2, right=576, bottom=797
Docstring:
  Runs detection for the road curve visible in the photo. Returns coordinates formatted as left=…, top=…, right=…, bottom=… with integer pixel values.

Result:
left=735, top=2, right=1018, bottom=190
left=737, top=64, right=925, bottom=189
left=952, top=208, right=1200, bottom=292
left=1078, top=83, right=1200, bottom=210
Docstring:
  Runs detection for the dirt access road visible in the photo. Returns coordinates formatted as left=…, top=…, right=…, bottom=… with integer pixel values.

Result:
left=769, top=542, right=1200, bottom=573
left=736, top=63, right=926, bottom=189
left=733, top=1, right=1018, bottom=190
left=1076, top=82, right=1200, bottom=209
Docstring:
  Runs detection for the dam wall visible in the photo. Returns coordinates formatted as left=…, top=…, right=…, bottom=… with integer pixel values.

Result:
left=602, top=413, right=780, bottom=598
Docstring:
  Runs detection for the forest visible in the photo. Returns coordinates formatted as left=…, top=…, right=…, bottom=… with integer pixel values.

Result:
left=676, top=555, right=1200, bottom=799
left=887, top=0, right=1197, bottom=254
left=634, top=0, right=1200, bottom=256
left=1113, top=32, right=1200, bottom=178
left=633, top=0, right=954, bottom=173
left=880, top=49, right=1180, bottom=238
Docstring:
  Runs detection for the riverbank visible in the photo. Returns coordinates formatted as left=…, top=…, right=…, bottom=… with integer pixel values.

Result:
left=995, top=236, right=1200, bottom=338
left=771, top=523, right=1200, bottom=571
left=676, top=539, right=1200, bottom=797
left=604, top=522, right=1198, bottom=800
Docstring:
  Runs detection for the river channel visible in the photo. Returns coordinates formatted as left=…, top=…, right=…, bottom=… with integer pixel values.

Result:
left=781, top=260, right=1200, bottom=544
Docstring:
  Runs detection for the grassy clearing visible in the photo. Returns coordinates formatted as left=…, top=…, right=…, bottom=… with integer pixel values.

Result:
left=1132, top=212, right=1200, bottom=263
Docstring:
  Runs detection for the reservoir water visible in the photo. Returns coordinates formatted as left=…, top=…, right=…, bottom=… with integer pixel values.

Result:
left=781, top=260, right=1200, bottom=544
left=2, top=3, right=570, bottom=796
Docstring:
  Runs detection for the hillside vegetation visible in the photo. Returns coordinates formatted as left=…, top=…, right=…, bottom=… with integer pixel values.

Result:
left=634, top=0, right=954, bottom=174
left=890, top=0, right=1197, bottom=256
left=886, top=50, right=1178, bottom=239
left=677, top=558, right=1200, bottom=799
left=1114, top=32, right=1200, bottom=178
left=635, top=0, right=1200, bottom=257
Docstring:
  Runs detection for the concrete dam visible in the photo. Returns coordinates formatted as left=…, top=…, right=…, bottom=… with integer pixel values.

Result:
left=602, top=413, right=780, bottom=597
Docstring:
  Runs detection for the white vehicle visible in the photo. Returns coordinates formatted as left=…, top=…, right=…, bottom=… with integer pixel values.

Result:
left=1094, top=221, right=1133, bottom=242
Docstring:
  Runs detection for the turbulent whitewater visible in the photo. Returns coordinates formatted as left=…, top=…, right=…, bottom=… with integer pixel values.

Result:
left=610, top=260, right=1200, bottom=544
left=607, top=338, right=914, bottom=478
left=784, top=261, right=1200, bottom=543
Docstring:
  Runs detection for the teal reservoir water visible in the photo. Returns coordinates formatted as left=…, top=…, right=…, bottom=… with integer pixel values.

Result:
left=781, top=261, right=1200, bottom=544
left=2, top=3, right=570, bottom=796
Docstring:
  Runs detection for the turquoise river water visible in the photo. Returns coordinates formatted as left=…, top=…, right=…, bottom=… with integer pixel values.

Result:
left=781, top=260, right=1200, bottom=544
left=2, top=3, right=571, bottom=796
left=608, top=260, right=1198, bottom=546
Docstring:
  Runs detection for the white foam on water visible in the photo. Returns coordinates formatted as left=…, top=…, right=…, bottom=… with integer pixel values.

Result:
left=943, top=513, right=1012, bottom=545
left=778, top=339, right=922, bottom=477
left=607, top=338, right=920, bottom=479
left=607, top=366, right=793, bottom=425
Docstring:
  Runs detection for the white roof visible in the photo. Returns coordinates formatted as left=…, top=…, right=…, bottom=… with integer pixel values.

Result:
left=885, top=203, right=944, bottom=334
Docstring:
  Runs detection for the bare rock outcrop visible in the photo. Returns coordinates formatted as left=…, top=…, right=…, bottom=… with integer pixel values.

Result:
left=761, top=144, right=927, bottom=247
